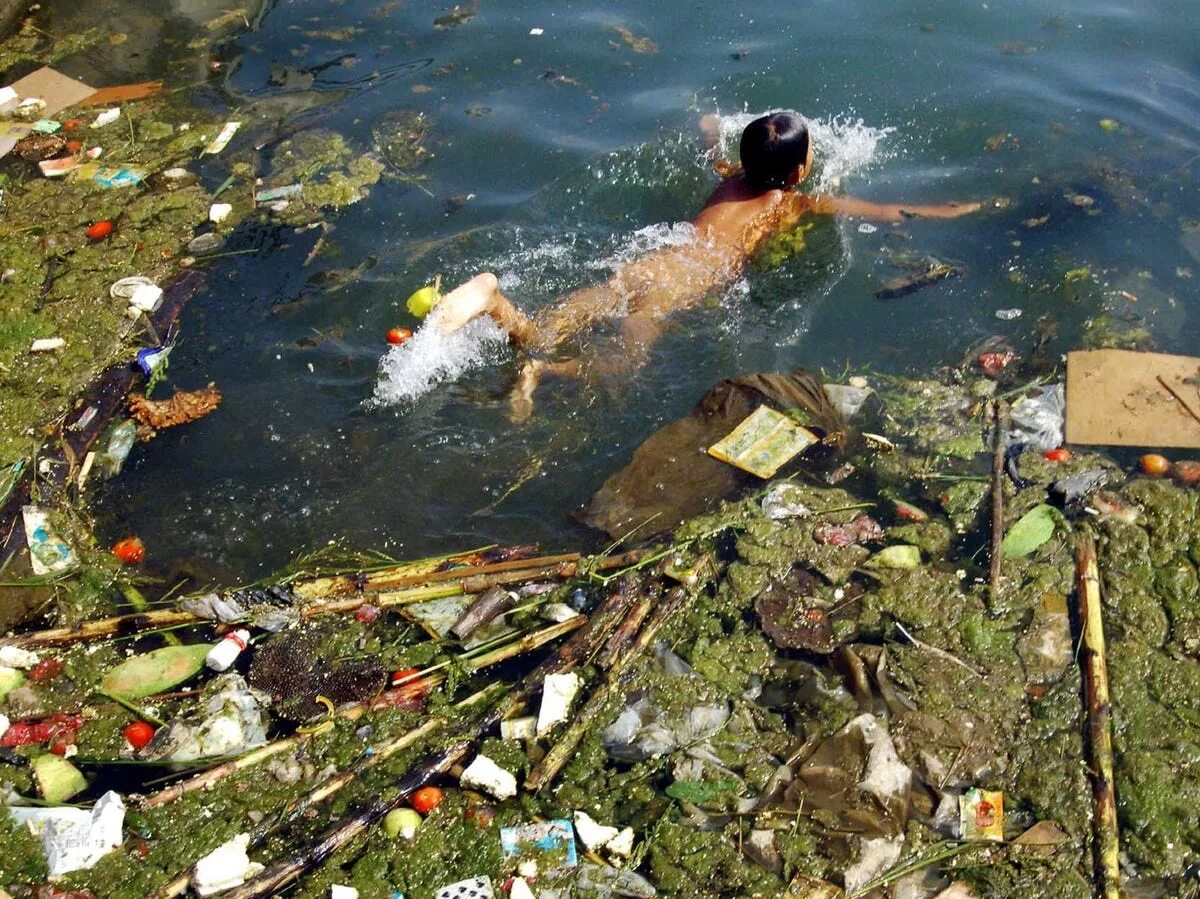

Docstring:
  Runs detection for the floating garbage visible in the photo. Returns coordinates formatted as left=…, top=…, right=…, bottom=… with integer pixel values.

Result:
left=187, top=232, right=225, bottom=254
left=460, top=754, right=518, bottom=800
left=100, top=643, right=212, bottom=698
left=8, top=791, right=125, bottom=876
left=21, top=505, right=77, bottom=575
left=111, top=535, right=145, bottom=564
left=88, top=107, right=120, bottom=128
left=384, top=807, right=423, bottom=839
left=435, top=877, right=495, bottom=899
left=536, top=671, right=581, bottom=735
left=209, top=202, right=232, bottom=223
left=202, top=120, right=242, bottom=155
left=500, top=819, right=578, bottom=872
left=960, top=788, right=1005, bottom=842
left=29, top=337, right=65, bottom=352
left=192, top=833, right=263, bottom=896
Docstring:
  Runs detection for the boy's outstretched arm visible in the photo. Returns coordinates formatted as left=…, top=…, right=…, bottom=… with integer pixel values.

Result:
left=815, top=195, right=982, bottom=221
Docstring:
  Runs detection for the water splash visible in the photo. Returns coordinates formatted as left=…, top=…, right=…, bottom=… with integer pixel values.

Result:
left=371, top=316, right=509, bottom=407
left=714, top=111, right=893, bottom=191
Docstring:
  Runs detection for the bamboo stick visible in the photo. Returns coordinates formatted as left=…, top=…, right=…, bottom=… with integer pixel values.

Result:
left=988, top=399, right=1008, bottom=598
left=290, top=545, right=497, bottom=600
left=140, top=618, right=583, bottom=810
left=1076, top=528, right=1121, bottom=899
left=526, top=584, right=694, bottom=792
left=155, top=687, right=501, bottom=899
left=5, top=549, right=648, bottom=648
left=212, top=582, right=639, bottom=899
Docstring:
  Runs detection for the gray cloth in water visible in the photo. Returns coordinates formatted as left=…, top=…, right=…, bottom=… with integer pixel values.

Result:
left=578, top=371, right=839, bottom=539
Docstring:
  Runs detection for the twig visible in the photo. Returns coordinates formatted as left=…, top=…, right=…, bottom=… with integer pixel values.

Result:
left=1157, top=375, right=1200, bottom=428
left=988, top=399, right=1008, bottom=598
left=847, top=841, right=975, bottom=897
left=1076, top=528, right=1122, bottom=899
left=894, top=622, right=983, bottom=678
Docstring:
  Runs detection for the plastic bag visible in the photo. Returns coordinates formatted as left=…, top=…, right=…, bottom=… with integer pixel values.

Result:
left=1007, top=384, right=1065, bottom=451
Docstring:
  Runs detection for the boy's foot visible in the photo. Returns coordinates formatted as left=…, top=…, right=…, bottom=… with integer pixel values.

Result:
left=430, top=272, right=499, bottom=333
left=508, top=359, right=545, bottom=422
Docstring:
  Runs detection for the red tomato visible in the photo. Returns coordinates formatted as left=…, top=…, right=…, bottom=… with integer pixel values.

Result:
left=28, top=658, right=63, bottom=683
left=1042, top=448, right=1071, bottom=463
left=86, top=220, right=114, bottom=241
left=355, top=603, right=380, bottom=624
left=123, top=721, right=156, bottom=750
left=112, top=536, right=146, bottom=565
left=386, top=327, right=413, bottom=346
left=411, top=786, right=444, bottom=815
left=48, top=730, right=76, bottom=756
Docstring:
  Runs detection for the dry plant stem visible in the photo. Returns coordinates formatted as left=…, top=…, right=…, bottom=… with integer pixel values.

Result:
left=210, top=583, right=640, bottom=899
left=988, top=399, right=1008, bottom=598
left=141, top=619, right=581, bottom=810
left=1076, top=528, right=1121, bottom=899
left=527, top=585, right=694, bottom=792
left=6, top=608, right=204, bottom=648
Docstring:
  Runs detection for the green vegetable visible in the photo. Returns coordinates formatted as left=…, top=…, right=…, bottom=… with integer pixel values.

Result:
left=406, top=284, right=441, bottom=319
left=867, top=544, right=922, bottom=569
left=665, top=779, right=738, bottom=804
left=1001, top=504, right=1058, bottom=558
left=0, top=666, right=25, bottom=700
left=99, top=644, right=211, bottom=698
left=384, top=807, right=422, bottom=839
left=32, top=754, right=88, bottom=803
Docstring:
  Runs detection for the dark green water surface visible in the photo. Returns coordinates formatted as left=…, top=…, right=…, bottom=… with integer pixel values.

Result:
left=89, top=0, right=1200, bottom=579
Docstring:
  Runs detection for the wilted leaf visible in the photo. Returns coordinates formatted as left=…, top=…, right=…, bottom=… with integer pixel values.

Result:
left=1001, top=504, right=1058, bottom=557
left=100, top=644, right=211, bottom=698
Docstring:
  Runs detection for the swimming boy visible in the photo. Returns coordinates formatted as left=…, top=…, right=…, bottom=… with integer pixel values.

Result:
left=431, top=112, right=980, bottom=418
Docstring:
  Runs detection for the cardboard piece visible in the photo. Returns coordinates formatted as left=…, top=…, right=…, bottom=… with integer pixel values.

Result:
left=1065, top=349, right=1200, bottom=448
left=8, top=67, right=95, bottom=117
left=80, top=81, right=163, bottom=106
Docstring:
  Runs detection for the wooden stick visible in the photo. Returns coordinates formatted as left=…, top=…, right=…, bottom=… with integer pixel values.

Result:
left=1157, top=374, right=1200, bottom=428
left=988, top=399, right=1008, bottom=598
left=526, top=584, right=694, bottom=792
left=5, top=608, right=204, bottom=648
left=139, top=618, right=583, bottom=810
left=212, top=582, right=640, bottom=899
left=1075, top=528, right=1121, bottom=899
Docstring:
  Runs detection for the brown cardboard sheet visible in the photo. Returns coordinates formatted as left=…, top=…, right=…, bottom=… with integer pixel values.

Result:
left=1065, top=349, right=1200, bottom=448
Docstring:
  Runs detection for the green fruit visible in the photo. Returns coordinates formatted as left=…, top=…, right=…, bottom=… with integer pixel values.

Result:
left=406, top=284, right=441, bottom=319
left=32, top=754, right=88, bottom=803
left=384, top=807, right=422, bottom=839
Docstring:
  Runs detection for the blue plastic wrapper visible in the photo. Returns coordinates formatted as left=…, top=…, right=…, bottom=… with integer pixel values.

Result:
left=136, top=346, right=170, bottom=377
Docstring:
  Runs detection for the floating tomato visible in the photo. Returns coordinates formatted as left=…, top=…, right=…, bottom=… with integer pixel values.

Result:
left=123, top=721, right=156, bottom=750
left=86, top=220, right=114, bottom=241
left=112, top=536, right=145, bottom=564
left=1042, top=448, right=1071, bottom=463
left=1173, top=460, right=1200, bottom=486
left=28, top=657, right=63, bottom=683
left=411, top=786, right=444, bottom=815
left=386, top=327, right=413, bottom=346
left=48, top=730, right=76, bottom=756
left=355, top=603, right=380, bottom=624
left=65, top=139, right=83, bottom=154
left=1139, top=454, right=1171, bottom=477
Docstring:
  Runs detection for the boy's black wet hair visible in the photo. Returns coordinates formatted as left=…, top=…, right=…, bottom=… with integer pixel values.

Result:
left=739, top=113, right=810, bottom=191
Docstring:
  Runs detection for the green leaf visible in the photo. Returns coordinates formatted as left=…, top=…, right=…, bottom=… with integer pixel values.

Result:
left=867, top=544, right=922, bottom=570
left=100, top=644, right=211, bottom=698
left=665, top=779, right=738, bottom=804
left=1001, top=504, right=1059, bottom=558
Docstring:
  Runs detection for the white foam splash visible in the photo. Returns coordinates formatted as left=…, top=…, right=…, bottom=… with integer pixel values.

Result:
left=714, top=110, right=892, bottom=191
left=371, top=316, right=509, bottom=406
left=590, top=221, right=699, bottom=271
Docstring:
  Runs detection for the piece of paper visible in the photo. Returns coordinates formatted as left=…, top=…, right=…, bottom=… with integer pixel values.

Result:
left=707, top=405, right=818, bottom=478
left=8, top=67, right=95, bottom=117
left=8, top=791, right=125, bottom=876
left=1065, top=349, right=1200, bottom=448
left=500, top=819, right=578, bottom=869
left=0, top=121, right=33, bottom=159
left=434, top=877, right=495, bottom=899
left=21, top=505, right=77, bottom=576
